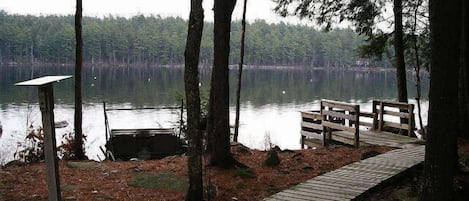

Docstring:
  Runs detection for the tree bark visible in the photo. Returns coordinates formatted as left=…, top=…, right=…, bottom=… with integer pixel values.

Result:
left=394, top=0, right=408, bottom=103
left=73, top=0, right=86, bottom=160
left=207, top=0, right=237, bottom=168
left=459, top=0, right=469, bottom=139
left=184, top=0, right=204, bottom=200
left=419, top=0, right=462, bottom=200
left=234, top=0, right=248, bottom=142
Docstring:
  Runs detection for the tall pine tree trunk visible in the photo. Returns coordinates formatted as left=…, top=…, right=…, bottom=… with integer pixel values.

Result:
left=419, top=0, right=462, bottom=200
left=234, top=0, right=248, bottom=142
left=207, top=0, right=237, bottom=168
left=394, top=0, right=410, bottom=134
left=74, top=0, right=85, bottom=159
left=184, top=0, right=204, bottom=200
left=394, top=0, right=408, bottom=103
left=459, top=0, right=469, bottom=139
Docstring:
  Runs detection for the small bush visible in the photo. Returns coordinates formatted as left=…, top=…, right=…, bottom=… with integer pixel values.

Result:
left=14, top=128, right=44, bottom=163
left=264, top=150, right=280, bottom=167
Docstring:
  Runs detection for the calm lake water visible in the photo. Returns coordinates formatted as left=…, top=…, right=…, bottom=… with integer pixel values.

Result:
left=0, top=66, right=429, bottom=164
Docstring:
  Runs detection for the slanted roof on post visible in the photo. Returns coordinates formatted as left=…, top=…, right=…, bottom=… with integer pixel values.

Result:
left=15, top=75, right=72, bottom=86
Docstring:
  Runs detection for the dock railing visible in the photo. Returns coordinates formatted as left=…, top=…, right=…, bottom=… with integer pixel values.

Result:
left=102, top=100, right=184, bottom=160
left=300, top=99, right=416, bottom=148
left=373, top=100, right=415, bottom=136
left=321, top=99, right=360, bottom=147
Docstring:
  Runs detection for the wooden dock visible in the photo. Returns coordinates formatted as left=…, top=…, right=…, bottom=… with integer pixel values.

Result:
left=264, top=145, right=425, bottom=201
left=330, top=130, right=422, bottom=149
left=301, top=99, right=421, bottom=148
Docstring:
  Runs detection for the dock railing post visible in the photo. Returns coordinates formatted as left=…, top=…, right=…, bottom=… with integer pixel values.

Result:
left=408, top=104, right=415, bottom=136
left=16, top=75, right=72, bottom=201
left=354, top=105, right=360, bottom=147
left=320, top=101, right=327, bottom=147
left=372, top=100, right=378, bottom=130
left=378, top=101, right=385, bottom=132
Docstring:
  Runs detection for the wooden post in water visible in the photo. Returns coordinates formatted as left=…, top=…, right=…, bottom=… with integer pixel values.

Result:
left=16, top=75, right=72, bottom=201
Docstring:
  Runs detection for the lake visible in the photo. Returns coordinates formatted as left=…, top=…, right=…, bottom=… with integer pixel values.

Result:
left=0, top=65, right=429, bottom=164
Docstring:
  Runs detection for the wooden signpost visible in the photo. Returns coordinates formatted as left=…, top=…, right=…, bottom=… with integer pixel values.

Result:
left=16, top=75, right=72, bottom=201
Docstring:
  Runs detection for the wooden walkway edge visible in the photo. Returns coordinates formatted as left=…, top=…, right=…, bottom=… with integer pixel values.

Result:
left=264, top=145, right=425, bottom=201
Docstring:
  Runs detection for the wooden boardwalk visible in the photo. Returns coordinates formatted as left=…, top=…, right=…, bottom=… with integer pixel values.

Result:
left=330, top=130, right=423, bottom=149
left=264, top=145, right=425, bottom=201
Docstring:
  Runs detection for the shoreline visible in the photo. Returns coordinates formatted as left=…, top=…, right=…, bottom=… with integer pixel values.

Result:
left=0, top=62, right=421, bottom=73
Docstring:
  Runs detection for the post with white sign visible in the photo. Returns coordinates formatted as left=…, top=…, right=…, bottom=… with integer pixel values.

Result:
left=16, top=75, right=72, bottom=201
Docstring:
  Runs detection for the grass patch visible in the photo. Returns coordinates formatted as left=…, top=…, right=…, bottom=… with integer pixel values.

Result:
left=460, top=154, right=469, bottom=166
left=232, top=168, right=256, bottom=179
left=128, top=172, right=188, bottom=192
left=235, top=182, right=246, bottom=189
left=61, top=184, right=77, bottom=192
left=65, top=161, right=104, bottom=169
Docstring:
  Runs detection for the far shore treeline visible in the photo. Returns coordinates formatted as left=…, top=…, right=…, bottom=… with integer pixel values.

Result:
left=0, top=10, right=387, bottom=68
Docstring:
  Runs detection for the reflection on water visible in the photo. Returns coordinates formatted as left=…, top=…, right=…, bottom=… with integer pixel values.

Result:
left=0, top=66, right=429, bottom=164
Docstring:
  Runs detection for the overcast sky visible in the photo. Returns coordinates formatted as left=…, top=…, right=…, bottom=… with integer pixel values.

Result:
left=1, top=0, right=310, bottom=25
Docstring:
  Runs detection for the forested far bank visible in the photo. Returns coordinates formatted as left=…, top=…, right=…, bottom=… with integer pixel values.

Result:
left=0, top=11, right=385, bottom=67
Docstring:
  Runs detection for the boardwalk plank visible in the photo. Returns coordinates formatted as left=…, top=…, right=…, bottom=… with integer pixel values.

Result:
left=284, top=189, right=349, bottom=201
left=293, top=185, right=357, bottom=198
left=302, top=180, right=369, bottom=192
left=298, top=180, right=366, bottom=194
left=276, top=191, right=327, bottom=201
left=322, top=170, right=389, bottom=181
left=270, top=193, right=309, bottom=201
left=297, top=182, right=363, bottom=194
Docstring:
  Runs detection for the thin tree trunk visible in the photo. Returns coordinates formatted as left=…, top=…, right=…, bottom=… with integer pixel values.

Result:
left=411, top=0, right=426, bottom=136
left=234, top=0, right=248, bottom=142
left=207, top=0, right=237, bottom=168
left=419, top=0, right=462, bottom=200
left=184, top=0, right=204, bottom=200
left=74, top=0, right=86, bottom=159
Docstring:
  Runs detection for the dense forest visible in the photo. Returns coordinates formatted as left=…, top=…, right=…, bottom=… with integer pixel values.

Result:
left=0, top=10, right=381, bottom=67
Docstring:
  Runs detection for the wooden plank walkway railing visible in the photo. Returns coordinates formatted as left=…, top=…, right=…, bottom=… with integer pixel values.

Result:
left=264, top=145, right=425, bottom=201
